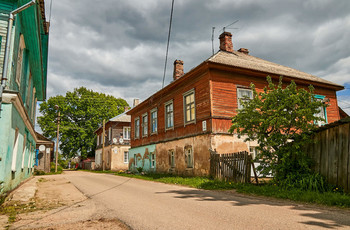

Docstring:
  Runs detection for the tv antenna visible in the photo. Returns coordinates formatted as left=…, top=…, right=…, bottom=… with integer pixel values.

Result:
left=211, top=20, right=240, bottom=55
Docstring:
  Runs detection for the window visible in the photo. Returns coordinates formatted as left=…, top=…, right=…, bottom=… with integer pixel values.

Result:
left=169, top=150, right=175, bottom=168
left=165, top=100, right=174, bottom=129
left=16, top=34, right=26, bottom=86
left=150, top=108, right=157, bottom=134
left=237, top=88, right=253, bottom=109
left=184, top=146, right=193, bottom=168
left=97, top=134, right=100, bottom=146
left=183, top=89, right=195, bottom=124
left=124, top=151, right=129, bottom=163
left=314, top=95, right=327, bottom=126
left=31, top=88, right=36, bottom=120
left=21, top=134, right=27, bottom=169
left=11, top=128, right=20, bottom=172
left=123, top=127, right=131, bottom=140
left=25, top=73, right=32, bottom=108
left=134, top=117, right=140, bottom=139
left=142, top=113, right=148, bottom=137
left=151, top=153, right=155, bottom=168
left=249, top=146, right=259, bottom=160
left=108, top=127, right=111, bottom=141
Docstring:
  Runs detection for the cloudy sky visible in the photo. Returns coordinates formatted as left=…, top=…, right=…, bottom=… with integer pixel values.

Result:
left=45, top=0, right=350, bottom=114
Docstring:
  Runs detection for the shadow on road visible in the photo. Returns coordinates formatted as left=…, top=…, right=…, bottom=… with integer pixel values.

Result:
left=157, top=188, right=350, bottom=229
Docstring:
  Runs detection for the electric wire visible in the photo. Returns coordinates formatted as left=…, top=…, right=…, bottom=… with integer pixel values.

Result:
left=49, top=0, right=53, bottom=22
left=161, top=0, right=175, bottom=89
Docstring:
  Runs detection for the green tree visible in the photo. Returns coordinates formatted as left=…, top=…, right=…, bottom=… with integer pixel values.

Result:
left=229, top=76, right=325, bottom=182
left=38, top=87, right=128, bottom=159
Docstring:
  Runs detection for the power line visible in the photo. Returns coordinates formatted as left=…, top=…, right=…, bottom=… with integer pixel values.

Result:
left=161, top=0, right=175, bottom=89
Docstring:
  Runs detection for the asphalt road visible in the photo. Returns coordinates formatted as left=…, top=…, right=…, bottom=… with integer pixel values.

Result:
left=63, top=171, right=350, bottom=230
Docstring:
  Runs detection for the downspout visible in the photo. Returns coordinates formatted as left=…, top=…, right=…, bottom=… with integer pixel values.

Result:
left=0, top=0, right=36, bottom=116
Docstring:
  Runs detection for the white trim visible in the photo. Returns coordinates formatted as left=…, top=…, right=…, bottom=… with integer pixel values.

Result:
left=3, top=92, right=38, bottom=142
left=21, top=133, right=27, bottom=169
left=183, top=88, right=196, bottom=126
left=15, top=34, right=26, bottom=86
left=124, top=151, right=129, bottom=163
left=123, top=126, right=131, bottom=140
left=164, top=99, right=174, bottom=130
left=142, top=113, right=148, bottom=137
left=11, top=128, right=20, bottom=172
left=150, top=107, right=158, bottom=134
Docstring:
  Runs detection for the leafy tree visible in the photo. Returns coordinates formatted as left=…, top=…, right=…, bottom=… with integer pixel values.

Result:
left=38, top=87, right=128, bottom=159
left=229, top=76, right=325, bottom=182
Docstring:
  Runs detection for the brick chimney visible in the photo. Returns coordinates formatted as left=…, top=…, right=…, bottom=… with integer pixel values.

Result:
left=219, top=32, right=233, bottom=53
left=124, top=106, right=130, bottom=112
left=133, top=99, right=140, bottom=107
left=173, top=60, right=184, bottom=81
left=238, top=48, right=249, bottom=55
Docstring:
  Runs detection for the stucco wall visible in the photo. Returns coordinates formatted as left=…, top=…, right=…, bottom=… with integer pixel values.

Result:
left=110, top=145, right=130, bottom=171
left=155, top=134, right=212, bottom=176
left=128, top=144, right=156, bottom=172
left=0, top=104, right=35, bottom=193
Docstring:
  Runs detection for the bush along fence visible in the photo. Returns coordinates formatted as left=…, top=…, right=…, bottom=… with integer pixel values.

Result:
left=306, top=117, right=350, bottom=192
left=209, top=149, right=258, bottom=183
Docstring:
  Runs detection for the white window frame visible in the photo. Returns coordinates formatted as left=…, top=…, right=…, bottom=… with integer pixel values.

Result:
left=237, top=87, right=253, bottom=109
left=97, top=134, right=100, bottom=146
left=11, top=128, right=20, bottom=172
left=16, top=34, right=26, bottom=86
left=184, top=146, right=193, bottom=168
left=169, top=149, right=175, bottom=168
left=134, top=117, right=140, bottom=139
left=183, top=89, right=196, bottom=125
left=21, top=134, right=27, bottom=169
left=108, top=127, right=111, bottom=141
left=150, top=108, right=158, bottom=134
left=165, top=100, right=174, bottom=130
left=124, top=151, right=129, bottom=163
left=142, top=113, right=148, bottom=137
left=249, top=146, right=259, bottom=160
left=151, top=153, right=155, bottom=168
left=123, top=126, right=131, bottom=140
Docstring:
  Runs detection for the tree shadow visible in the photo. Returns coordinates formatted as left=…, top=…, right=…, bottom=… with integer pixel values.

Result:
left=157, top=188, right=350, bottom=229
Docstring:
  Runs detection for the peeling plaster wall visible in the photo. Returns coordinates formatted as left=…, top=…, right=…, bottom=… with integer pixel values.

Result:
left=128, top=144, right=156, bottom=172
left=156, top=134, right=212, bottom=176
left=211, top=134, right=258, bottom=153
left=110, top=145, right=130, bottom=171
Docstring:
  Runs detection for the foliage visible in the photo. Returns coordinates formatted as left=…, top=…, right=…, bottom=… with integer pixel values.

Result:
left=278, top=173, right=332, bottom=193
left=50, top=162, right=63, bottom=173
left=38, top=87, right=128, bottom=159
left=229, top=76, right=325, bottom=182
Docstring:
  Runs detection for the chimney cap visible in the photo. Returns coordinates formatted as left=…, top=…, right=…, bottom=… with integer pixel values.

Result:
left=219, top=31, right=232, bottom=39
left=174, top=59, right=184, bottom=65
left=238, top=48, right=249, bottom=55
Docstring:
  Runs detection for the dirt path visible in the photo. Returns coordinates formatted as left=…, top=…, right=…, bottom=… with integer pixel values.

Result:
left=1, top=173, right=129, bottom=230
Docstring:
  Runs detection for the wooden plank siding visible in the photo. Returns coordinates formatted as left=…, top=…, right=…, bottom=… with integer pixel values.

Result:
left=307, top=120, right=350, bottom=192
left=209, top=68, right=341, bottom=134
left=129, top=60, right=341, bottom=149
left=131, top=69, right=212, bottom=147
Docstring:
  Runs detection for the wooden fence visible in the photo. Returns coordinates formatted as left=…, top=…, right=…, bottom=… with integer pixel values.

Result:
left=306, top=119, right=350, bottom=192
left=209, top=149, right=256, bottom=183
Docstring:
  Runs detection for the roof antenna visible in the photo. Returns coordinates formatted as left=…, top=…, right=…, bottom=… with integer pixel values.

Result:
left=220, top=20, right=239, bottom=33
left=211, top=27, right=215, bottom=55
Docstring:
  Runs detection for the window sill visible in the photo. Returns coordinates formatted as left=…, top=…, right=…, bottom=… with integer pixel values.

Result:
left=184, top=120, right=196, bottom=126
left=150, top=132, right=158, bottom=136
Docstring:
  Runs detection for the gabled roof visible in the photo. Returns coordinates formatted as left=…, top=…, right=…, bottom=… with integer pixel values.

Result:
left=110, top=112, right=131, bottom=122
left=207, top=51, right=343, bottom=88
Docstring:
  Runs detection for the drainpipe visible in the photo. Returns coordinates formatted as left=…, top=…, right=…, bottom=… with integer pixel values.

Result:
left=0, top=0, right=36, bottom=116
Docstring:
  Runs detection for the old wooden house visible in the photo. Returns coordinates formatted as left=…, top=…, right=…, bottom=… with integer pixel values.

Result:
left=0, top=0, right=49, bottom=193
left=127, top=31, right=344, bottom=176
left=95, top=107, right=131, bottom=171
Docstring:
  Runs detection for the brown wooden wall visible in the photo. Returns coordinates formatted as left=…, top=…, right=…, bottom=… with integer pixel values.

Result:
left=131, top=70, right=212, bottom=147
left=210, top=68, right=341, bottom=134
left=307, top=121, right=350, bottom=192
left=96, top=121, right=130, bottom=148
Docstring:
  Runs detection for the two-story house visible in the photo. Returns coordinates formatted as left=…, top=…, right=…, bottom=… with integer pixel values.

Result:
left=95, top=107, right=131, bottom=171
left=0, top=0, right=49, bottom=193
left=127, top=31, right=344, bottom=176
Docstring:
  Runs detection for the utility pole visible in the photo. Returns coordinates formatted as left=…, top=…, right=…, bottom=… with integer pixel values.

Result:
left=102, top=119, right=105, bottom=171
left=55, top=105, right=60, bottom=173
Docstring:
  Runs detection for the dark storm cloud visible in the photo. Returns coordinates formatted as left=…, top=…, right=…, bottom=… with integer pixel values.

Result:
left=47, top=0, right=350, bottom=112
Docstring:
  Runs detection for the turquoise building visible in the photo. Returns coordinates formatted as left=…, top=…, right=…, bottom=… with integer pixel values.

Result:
left=0, top=0, right=49, bottom=193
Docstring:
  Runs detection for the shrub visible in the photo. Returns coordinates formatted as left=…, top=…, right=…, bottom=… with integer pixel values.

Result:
left=50, top=162, right=63, bottom=173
